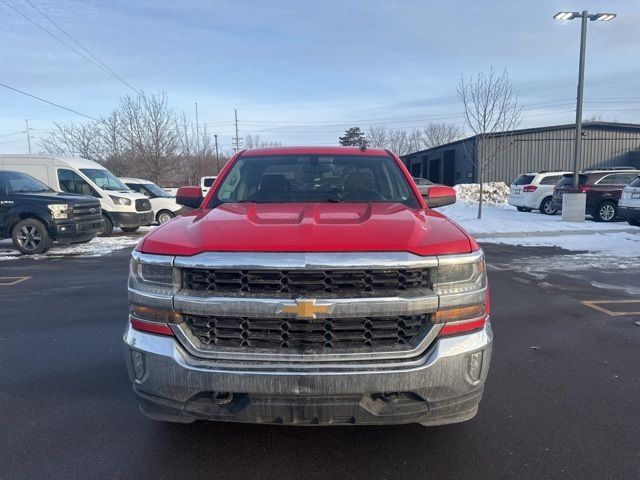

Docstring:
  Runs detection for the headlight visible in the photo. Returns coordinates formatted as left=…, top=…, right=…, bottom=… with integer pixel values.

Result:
left=48, top=203, right=70, bottom=219
left=129, top=254, right=177, bottom=296
left=434, top=253, right=486, bottom=295
left=109, top=195, right=132, bottom=206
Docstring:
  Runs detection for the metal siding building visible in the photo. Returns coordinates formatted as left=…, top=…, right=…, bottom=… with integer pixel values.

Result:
left=401, top=122, right=640, bottom=185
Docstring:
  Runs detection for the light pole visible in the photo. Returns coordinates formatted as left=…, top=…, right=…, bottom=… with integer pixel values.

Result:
left=554, top=11, right=616, bottom=221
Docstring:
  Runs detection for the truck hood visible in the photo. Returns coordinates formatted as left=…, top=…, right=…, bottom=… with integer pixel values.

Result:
left=139, top=202, right=475, bottom=257
left=10, top=191, right=98, bottom=203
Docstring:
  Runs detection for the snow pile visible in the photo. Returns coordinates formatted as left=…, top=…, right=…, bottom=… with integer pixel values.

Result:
left=454, top=182, right=510, bottom=205
left=0, top=227, right=154, bottom=261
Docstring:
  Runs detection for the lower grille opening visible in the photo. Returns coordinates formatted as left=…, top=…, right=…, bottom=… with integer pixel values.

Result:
left=184, top=314, right=429, bottom=352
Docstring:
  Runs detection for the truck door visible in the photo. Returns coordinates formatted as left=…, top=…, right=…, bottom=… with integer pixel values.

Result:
left=0, top=176, right=11, bottom=236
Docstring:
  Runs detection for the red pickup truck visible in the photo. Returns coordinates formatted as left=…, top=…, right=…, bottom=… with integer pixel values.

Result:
left=124, top=146, right=492, bottom=426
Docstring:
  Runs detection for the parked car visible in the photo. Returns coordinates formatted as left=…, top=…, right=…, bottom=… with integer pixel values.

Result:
left=121, top=178, right=186, bottom=224
left=619, top=175, right=640, bottom=227
left=0, top=170, right=103, bottom=254
left=200, top=176, right=217, bottom=197
left=124, top=146, right=491, bottom=427
left=0, top=155, right=154, bottom=236
left=551, top=168, right=640, bottom=221
left=412, top=177, right=434, bottom=195
left=508, top=170, right=571, bottom=215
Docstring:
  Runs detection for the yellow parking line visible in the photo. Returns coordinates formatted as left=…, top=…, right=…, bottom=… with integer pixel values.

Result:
left=0, top=276, right=31, bottom=286
left=581, top=300, right=640, bottom=316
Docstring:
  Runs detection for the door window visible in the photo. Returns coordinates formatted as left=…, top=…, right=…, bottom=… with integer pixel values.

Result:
left=540, top=175, right=562, bottom=185
left=596, top=174, right=616, bottom=185
left=614, top=173, right=639, bottom=185
left=57, top=169, right=96, bottom=196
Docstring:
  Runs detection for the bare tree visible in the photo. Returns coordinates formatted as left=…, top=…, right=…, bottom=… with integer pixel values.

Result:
left=244, top=134, right=282, bottom=149
left=366, top=125, right=389, bottom=148
left=40, top=122, right=102, bottom=160
left=386, top=128, right=423, bottom=156
left=457, top=67, right=521, bottom=219
left=422, top=122, right=464, bottom=149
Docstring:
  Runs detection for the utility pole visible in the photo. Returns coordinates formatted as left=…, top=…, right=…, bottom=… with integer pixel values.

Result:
left=24, top=119, right=32, bottom=154
left=195, top=102, right=200, bottom=151
left=214, top=134, right=220, bottom=172
left=232, top=109, right=242, bottom=153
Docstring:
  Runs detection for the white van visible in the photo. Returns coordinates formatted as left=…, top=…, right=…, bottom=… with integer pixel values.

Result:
left=0, top=155, right=153, bottom=236
left=120, top=177, right=185, bottom=224
left=200, top=176, right=217, bottom=196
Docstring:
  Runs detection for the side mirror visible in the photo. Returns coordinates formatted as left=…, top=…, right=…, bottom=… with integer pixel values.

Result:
left=425, top=185, right=456, bottom=208
left=176, top=186, right=203, bottom=209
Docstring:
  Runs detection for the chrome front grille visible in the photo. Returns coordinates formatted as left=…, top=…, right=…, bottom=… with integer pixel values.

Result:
left=182, top=268, right=430, bottom=296
left=184, top=314, right=429, bottom=351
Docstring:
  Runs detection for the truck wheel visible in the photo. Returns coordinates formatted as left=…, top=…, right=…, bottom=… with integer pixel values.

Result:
left=12, top=218, right=52, bottom=255
left=121, top=226, right=140, bottom=233
left=540, top=197, right=557, bottom=215
left=594, top=201, right=617, bottom=222
left=157, top=210, right=174, bottom=224
left=516, top=207, right=532, bottom=212
left=98, top=214, right=114, bottom=237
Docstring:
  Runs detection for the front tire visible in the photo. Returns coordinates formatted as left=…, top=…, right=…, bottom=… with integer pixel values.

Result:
left=12, top=218, right=52, bottom=255
left=594, top=201, right=617, bottom=222
left=517, top=207, right=532, bottom=212
left=121, top=226, right=140, bottom=233
left=540, top=197, right=557, bottom=215
left=98, top=214, right=114, bottom=237
left=157, top=210, right=174, bottom=224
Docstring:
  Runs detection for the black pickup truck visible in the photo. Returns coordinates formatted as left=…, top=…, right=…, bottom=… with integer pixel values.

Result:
left=0, top=170, right=104, bottom=254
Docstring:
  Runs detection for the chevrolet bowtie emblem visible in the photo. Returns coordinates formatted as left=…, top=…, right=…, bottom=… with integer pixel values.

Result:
left=281, top=299, right=331, bottom=319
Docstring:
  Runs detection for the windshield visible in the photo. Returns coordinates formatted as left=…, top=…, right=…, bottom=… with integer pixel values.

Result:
left=1, top=172, right=53, bottom=193
left=80, top=168, right=129, bottom=191
left=210, top=155, right=419, bottom=207
left=143, top=183, right=172, bottom=198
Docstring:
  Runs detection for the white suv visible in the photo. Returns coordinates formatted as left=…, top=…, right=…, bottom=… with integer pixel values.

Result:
left=120, top=178, right=185, bottom=224
left=619, top=175, right=640, bottom=227
left=508, top=170, right=571, bottom=215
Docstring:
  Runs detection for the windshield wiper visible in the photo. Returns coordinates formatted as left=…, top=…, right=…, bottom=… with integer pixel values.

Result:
left=323, top=198, right=343, bottom=203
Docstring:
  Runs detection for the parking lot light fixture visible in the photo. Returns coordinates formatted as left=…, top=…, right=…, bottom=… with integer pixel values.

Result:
left=554, top=9, right=617, bottom=221
left=554, top=11, right=579, bottom=20
left=591, top=13, right=616, bottom=21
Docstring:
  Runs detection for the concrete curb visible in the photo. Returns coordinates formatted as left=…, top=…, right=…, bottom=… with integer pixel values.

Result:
left=473, top=228, right=639, bottom=239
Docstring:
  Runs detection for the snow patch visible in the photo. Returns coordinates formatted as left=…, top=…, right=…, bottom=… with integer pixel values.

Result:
left=439, top=202, right=633, bottom=235
left=0, top=227, right=154, bottom=261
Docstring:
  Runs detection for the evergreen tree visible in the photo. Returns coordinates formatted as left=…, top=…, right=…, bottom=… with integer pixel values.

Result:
left=339, top=126, right=365, bottom=146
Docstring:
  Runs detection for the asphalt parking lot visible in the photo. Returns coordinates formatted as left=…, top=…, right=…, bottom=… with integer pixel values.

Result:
left=1, top=244, right=638, bottom=480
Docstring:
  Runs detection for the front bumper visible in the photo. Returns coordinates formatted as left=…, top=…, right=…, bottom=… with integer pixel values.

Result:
left=111, top=211, right=154, bottom=228
left=51, top=218, right=103, bottom=243
left=618, top=205, right=640, bottom=221
left=123, top=320, right=493, bottom=426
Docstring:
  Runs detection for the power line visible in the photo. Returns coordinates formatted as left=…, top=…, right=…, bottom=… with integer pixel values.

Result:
left=0, top=81, right=98, bottom=120
left=22, top=0, right=140, bottom=94
left=1, top=0, right=140, bottom=94
left=0, top=131, right=23, bottom=138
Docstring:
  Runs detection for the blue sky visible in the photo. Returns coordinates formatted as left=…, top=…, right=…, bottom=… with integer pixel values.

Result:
left=1, top=0, right=639, bottom=153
